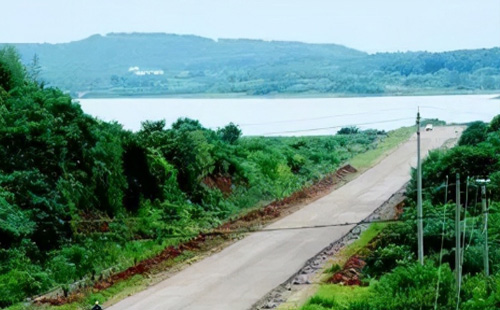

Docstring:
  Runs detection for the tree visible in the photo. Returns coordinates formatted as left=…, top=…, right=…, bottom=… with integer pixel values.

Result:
left=171, top=118, right=203, bottom=131
left=337, top=126, right=359, bottom=135
left=218, top=123, right=242, bottom=144
left=458, top=121, right=488, bottom=146
left=141, top=119, right=166, bottom=134
left=489, top=115, right=500, bottom=132
left=0, top=46, right=25, bottom=91
left=27, top=54, right=41, bottom=84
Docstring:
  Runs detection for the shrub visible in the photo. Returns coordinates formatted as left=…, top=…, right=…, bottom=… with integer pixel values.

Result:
left=371, top=262, right=455, bottom=310
left=0, top=268, right=52, bottom=307
left=364, top=243, right=414, bottom=277
left=461, top=272, right=500, bottom=310
left=458, top=121, right=488, bottom=146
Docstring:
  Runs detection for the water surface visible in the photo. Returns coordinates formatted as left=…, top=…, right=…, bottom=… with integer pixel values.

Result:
left=78, top=94, right=499, bottom=136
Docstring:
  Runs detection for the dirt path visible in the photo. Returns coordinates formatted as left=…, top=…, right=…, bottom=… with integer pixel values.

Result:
left=108, top=126, right=462, bottom=310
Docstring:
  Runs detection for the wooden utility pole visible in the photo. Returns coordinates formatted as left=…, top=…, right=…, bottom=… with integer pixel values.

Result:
left=417, top=111, right=424, bottom=265
left=455, top=173, right=462, bottom=290
left=476, top=179, right=490, bottom=276
left=445, top=175, right=449, bottom=204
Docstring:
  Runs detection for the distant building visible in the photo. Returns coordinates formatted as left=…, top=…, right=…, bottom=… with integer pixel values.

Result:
left=128, top=66, right=164, bottom=76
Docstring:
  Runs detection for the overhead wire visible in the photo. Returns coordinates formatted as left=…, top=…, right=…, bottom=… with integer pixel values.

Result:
left=419, top=105, right=496, bottom=118
left=262, top=117, right=415, bottom=135
left=30, top=182, right=458, bottom=226
left=62, top=214, right=462, bottom=240
left=27, top=181, right=476, bottom=227
left=222, top=105, right=489, bottom=129
left=238, top=108, right=411, bottom=127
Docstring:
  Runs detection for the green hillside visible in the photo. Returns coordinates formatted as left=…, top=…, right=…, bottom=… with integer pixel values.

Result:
left=3, top=33, right=500, bottom=97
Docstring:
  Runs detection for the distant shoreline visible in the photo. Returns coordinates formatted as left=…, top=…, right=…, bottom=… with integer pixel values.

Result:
left=75, top=90, right=500, bottom=100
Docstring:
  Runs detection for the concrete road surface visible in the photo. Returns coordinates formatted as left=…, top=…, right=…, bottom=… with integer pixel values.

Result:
left=109, top=126, right=462, bottom=310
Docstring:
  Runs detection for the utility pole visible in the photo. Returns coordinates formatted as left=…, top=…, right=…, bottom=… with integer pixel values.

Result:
left=417, top=110, right=424, bottom=265
left=455, top=173, right=462, bottom=291
left=476, top=178, right=490, bottom=276
left=444, top=175, right=449, bottom=204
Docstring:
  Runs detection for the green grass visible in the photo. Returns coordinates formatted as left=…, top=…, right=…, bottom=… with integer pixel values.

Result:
left=300, top=285, right=372, bottom=310
left=324, top=223, right=387, bottom=274
left=343, top=222, right=388, bottom=259
left=349, top=126, right=415, bottom=170
left=302, top=223, right=387, bottom=310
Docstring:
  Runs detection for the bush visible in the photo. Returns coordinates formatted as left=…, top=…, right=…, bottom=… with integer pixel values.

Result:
left=458, top=121, right=488, bottom=146
left=364, top=243, right=414, bottom=277
left=338, top=126, right=360, bottom=135
left=217, top=122, right=242, bottom=144
left=461, top=272, right=500, bottom=310
left=371, top=263, right=455, bottom=310
left=0, top=268, right=52, bottom=307
left=488, top=115, right=500, bottom=132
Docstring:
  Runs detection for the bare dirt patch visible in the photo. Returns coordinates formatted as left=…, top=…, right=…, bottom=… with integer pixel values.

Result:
left=329, top=255, right=366, bottom=286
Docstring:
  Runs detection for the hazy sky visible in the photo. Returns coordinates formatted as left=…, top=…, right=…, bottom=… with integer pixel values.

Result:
left=2, top=0, right=499, bottom=52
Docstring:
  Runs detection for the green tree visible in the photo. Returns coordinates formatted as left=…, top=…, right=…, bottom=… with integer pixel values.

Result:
left=458, top=121, right=488, bottom=146
left=489, top=115, right=500, bottom=132
left=218, top=122, right=242, bottom=144
left=0, top=46, right=25, bottom=91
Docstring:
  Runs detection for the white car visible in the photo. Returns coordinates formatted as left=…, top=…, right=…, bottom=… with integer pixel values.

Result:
left=425, top=124, right=433, bottom=131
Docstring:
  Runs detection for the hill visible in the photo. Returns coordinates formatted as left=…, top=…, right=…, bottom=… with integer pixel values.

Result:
left=4, top=33, right=500, bottom=97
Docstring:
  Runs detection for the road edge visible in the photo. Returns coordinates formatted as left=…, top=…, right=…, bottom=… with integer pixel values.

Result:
left=251, top=185, right=407, bottom=310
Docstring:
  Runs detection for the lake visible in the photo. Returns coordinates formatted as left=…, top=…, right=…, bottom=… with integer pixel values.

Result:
left=78, top=94, right=500, bottom=136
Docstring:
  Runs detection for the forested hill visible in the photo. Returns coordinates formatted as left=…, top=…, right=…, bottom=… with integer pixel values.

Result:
left=4, top=32, right=500, bottom=97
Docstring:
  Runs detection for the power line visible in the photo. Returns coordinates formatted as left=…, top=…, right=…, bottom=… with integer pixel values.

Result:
left=419, top=105, right=495, bottom=118
left=219, top=105, right=489, bottom=129
left=262, top=117, right=415, bottom=135
left=26, top=182, right=487, bottom=226
left=239, top=108, right=411, bottom=127
left=69, top=214, right=461, bottom=240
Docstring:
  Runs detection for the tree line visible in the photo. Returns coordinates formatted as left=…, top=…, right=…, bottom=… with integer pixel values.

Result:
left=6, top=33, right=500, bottom=97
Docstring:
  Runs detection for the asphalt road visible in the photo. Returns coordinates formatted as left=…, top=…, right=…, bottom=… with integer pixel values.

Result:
left=108, top=126, right=462, bottom=310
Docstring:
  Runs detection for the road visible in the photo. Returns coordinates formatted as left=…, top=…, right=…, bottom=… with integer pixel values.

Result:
left=108, top=126, right=462, bottom=310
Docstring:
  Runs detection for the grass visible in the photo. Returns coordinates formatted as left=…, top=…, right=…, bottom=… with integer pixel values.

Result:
left=349, top=126, right=415, bottom=171
left=300, top=285, right=372, bottom=310
left=323, top=222, right=388, bottom=276
left=292, top=223, right=387, bottom=310
left=343, top=222, right=388, bottom=258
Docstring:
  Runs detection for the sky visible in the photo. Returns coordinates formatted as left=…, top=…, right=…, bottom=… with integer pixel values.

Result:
left=1, top=0, right=499, bottom=53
